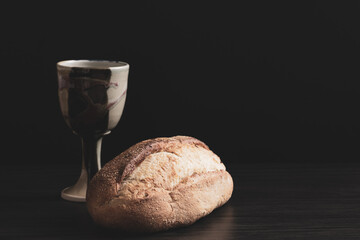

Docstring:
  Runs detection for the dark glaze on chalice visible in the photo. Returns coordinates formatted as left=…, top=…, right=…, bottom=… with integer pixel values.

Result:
left=58, top=67, right=126, bottom=137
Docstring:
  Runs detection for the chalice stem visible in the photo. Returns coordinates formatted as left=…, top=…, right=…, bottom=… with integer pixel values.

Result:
left=61, top=134, right=103, bottom=202
left=81, top=135, right=103, bottom=182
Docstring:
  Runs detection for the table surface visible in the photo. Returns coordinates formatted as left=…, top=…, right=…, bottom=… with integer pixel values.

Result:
left=1, top=162, right=360, bottom=240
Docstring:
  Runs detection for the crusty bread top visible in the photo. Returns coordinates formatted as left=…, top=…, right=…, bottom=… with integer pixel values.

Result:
left=88, top=136, right=225, bottom=204
left=119, top=139, right=225, bottom=200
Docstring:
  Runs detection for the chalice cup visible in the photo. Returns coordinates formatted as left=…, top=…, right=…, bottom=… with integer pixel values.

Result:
left=57, top=60, right=129, bottom=202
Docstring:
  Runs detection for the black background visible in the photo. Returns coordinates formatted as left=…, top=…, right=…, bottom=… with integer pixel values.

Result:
left=3, top=1, right=360, bottom=166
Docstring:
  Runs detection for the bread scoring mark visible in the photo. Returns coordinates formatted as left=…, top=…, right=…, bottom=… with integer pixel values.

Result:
left=118, top=145, right=225, bottom=199
left=112, top=136, right=209, bottom=193
left=93, top=136, right=213, bottom=200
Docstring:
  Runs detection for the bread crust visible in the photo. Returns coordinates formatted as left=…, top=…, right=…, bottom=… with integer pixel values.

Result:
left=86, top=136, right=233, bottom=232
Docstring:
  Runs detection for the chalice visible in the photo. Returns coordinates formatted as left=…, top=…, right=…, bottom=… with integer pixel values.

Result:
left=57, top=60, right=129, bottom=202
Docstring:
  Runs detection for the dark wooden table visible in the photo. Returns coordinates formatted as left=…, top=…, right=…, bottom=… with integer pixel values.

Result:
left=1, top=162, right=360, bottom=239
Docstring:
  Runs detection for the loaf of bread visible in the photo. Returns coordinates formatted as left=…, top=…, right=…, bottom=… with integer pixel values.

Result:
left=86, top=136, right=233, bottom=232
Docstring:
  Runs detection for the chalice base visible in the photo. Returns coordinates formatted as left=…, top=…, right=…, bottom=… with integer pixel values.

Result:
left=61, top=168, right=88, bottom=202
